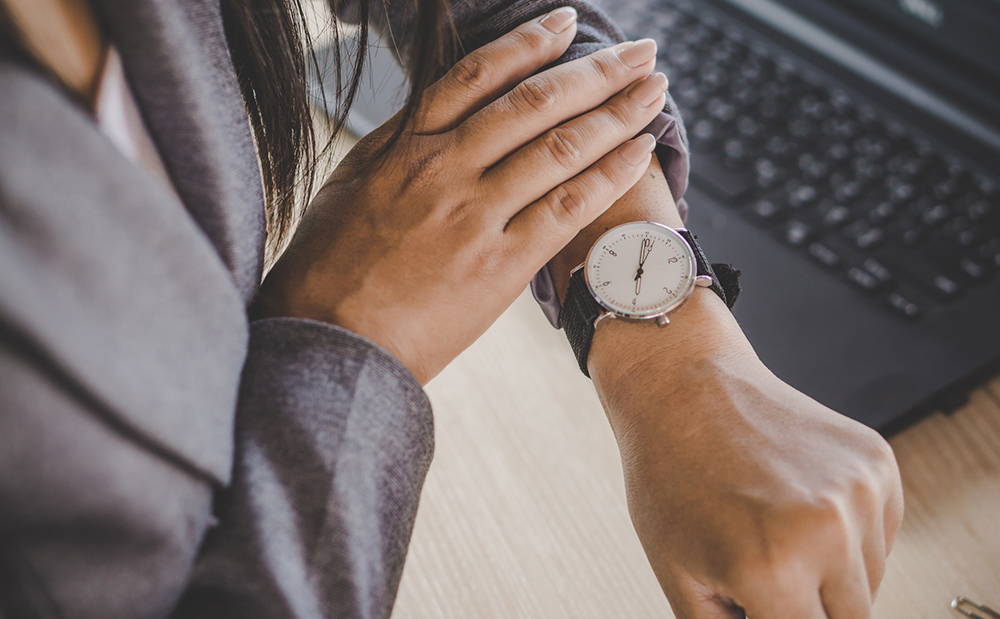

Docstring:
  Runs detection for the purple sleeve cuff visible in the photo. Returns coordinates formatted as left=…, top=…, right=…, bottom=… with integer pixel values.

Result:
left=530, top=110, right=691, bottom=328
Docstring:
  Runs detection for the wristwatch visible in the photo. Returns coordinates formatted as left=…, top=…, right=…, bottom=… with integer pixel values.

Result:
left=559, top=221, right=741, bottom=377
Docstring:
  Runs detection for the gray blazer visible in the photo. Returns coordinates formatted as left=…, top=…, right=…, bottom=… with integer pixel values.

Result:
left=0, top=1, right=677, bottom=617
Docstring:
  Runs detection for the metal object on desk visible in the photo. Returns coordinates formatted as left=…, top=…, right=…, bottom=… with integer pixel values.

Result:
left=952, top=597, right=1000, bottom=619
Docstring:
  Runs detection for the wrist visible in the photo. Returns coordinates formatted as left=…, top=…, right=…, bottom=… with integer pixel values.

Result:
left=548, top=155, right=684, bottom=303
left=588, top=287, right=762, bottom=430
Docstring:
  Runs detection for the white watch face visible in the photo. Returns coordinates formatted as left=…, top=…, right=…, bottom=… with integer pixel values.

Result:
left=585, top=222, right=696, bottom=318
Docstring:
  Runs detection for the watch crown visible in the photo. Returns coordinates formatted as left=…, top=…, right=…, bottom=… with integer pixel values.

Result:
left=656, top=315, right=670, bottom=327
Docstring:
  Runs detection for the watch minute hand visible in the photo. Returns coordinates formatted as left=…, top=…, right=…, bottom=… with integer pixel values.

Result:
left=639, top=239, right=653, bottom=268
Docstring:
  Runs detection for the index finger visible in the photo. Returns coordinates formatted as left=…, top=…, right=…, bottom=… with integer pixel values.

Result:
left=411, top=7, right=580, bottom=135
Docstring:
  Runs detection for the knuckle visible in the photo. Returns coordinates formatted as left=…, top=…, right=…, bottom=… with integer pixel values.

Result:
left=541, top=128, right=583, bottom=168
left=855, top=429, right=901, bottom=496
left=548, top=183, right=588, bottom=222
left=849, top=466, right=884, bottom=518
left=508, top=25, right=547, bottom=53
left=808, top=495, right=855, bottom=557
left=473, top=245, right=507, bottom=278
left=871, top=433, right=899, bottom=474
left=451, top=54, right=491, bottom=94
left=732, top=552, right=796, bottom=595
left=394, top=143, right=448, bottom=198
left=445, top=198, right=478, bottom=226
left=509, top=77, right=558, bottom=114
left=605, top=98, right=636, bottom=131
left=589, top=51, right=620, bottom=84
left=591, top=163, right=622, bottom=193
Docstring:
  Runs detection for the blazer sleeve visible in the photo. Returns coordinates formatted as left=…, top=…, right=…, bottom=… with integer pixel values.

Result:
left=339, top=0, right=686, bottom=143
left=172, top=318, right=433, bottom=619
left=0, top=317, right=431, bottom=619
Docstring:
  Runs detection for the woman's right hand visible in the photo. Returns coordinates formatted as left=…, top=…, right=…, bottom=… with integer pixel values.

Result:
left=257, top=7, right=669, bottom=383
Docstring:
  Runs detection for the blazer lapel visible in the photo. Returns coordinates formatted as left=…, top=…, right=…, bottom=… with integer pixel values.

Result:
left=91, top=0, right=266, bottom=305
left=0, top=57, right=250, bottom=484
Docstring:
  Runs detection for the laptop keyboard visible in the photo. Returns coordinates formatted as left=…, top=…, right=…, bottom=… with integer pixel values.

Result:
left=620, top=0, right=1000, bottom=320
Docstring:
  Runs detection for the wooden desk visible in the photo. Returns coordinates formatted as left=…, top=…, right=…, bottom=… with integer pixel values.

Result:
left=392, top=289, right=1000, bottom=618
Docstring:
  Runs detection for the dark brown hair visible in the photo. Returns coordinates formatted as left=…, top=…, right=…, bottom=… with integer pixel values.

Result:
left=218, top=0, right=458, bottom=253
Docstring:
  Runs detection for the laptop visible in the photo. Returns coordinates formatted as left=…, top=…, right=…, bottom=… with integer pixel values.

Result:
left=312, top=0, right=1000, bottom=434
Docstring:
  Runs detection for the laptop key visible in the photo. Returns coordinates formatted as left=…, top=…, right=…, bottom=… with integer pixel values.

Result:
left=974, top=173, right=997, bottom=196
left=855, top=228, right=885, bottom=250
left=966, top=200, right=994, bottom=221
left=933, top=274, right=962, bottom=297
left=706, top=97, right=738, bottom=123
left=867, top=201, right=896, bottom=224
left=823, top=116, right=859, bottom=142
left=736, top=115, right=767, bottom=142
left=674, top=78, right=707, bottom=110
left=853, top=134, right=893, bottom=161
left=723, top=138, right=751, bottom=168
left=798, top=153, right=830, bottom=183
left=787, top=184, right=818, bottom=208
left=736, top=57, right=768, bottom=82
left=942, top=216, right=971, bottom=239
left=765, top=134, right=800, bottom=162
left=784, top=220, right=814, bottom=246
left=921, top=204, right=950, bottom=227
left=754, top=158, right=787, bottom=189
left=980, top=238, right=1000, bottom=263
left=844, top=220, right=883, bottom=250
left=689, top=118, right=721, bottom=152
left=863, top=259, right=894, bottom=283
left=880, top=246, right=964, bottom=300
left=808, top=242, right=841, bottom=268
left=959, top=258, right=990, bottom=281
left=954, top=227, right=983, bottom=248
left=823, top=205, right=852, bottom=228
left=730, top=81, right=760, bottom=111
left=887, top=292, right=921, bottom=319
left=749, top=198, right=785, bottom=221
left=698, top=64, right=729, bottom=94
left=847, top=267, right=882, bottom=292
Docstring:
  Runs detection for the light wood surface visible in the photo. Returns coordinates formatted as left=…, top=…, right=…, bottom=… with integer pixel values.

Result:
left=392, top=289, right=1000, bottom=618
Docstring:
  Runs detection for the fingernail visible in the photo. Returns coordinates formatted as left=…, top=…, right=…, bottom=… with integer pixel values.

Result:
left=628, top=72, right=669, bottom=107
left=540, top=7, right=578, bottom=33
left=618, top=38, right=657, bottom=68
left=620, top=133, right=657, bottom=165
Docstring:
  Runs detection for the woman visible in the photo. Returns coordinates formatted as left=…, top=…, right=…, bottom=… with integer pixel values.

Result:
left=0, top=0, right=903, bottom=617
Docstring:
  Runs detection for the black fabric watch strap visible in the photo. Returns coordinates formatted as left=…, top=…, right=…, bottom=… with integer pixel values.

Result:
left=561, top=268, right=607, bottom=378
left=559, top=229, right=740, bottom=378
left=677, top=229, right=727, bottom=307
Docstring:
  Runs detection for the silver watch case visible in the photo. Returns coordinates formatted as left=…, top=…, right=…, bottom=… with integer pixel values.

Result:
left=575, top=223, right=713, bottom=329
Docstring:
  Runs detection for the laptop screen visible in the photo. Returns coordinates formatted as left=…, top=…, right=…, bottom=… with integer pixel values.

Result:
left=841, top=0, right=1000, bottom=82
left=769, top=0, right=1000, bottom=122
